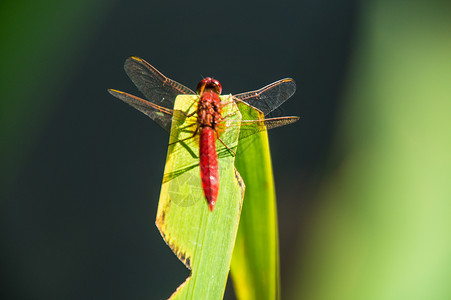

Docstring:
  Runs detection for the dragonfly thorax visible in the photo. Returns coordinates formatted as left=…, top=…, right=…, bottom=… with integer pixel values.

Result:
left=197, top=91, right=223, bottom=130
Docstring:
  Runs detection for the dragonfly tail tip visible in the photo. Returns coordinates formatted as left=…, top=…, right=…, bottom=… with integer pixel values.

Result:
left=208, top=201, right=216, bottom=211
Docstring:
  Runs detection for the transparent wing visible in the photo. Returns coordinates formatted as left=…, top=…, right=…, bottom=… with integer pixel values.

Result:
left=237, top=116, right=300, bottom=140
left=108, top=89, right=174, bottom=132
left=124, top=56, right=195, bottom=109
left=234, top=78, right=296, bottom=115
left=110, top=57, right=299, bottom=135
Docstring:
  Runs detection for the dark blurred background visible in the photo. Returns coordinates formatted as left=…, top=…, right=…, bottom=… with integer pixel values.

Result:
left=2, top=0, right=451, bottom=299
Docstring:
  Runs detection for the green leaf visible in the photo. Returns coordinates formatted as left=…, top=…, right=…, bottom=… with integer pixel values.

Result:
left=230, top=101, right=280, bottom=300
left=156, top=95, right=245, bottom=299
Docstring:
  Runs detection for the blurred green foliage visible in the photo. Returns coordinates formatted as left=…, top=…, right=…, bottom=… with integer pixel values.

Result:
left=0, top=0, right=113, bottom=191
left=291, top=1, right=451, bottom=299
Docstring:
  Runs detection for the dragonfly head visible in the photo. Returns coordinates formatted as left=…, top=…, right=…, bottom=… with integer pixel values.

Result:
left=196, top=77, right=222, bottom=95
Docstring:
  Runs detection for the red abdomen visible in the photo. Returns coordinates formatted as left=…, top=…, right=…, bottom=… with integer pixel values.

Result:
left=199, top=126, right=219, bottom=211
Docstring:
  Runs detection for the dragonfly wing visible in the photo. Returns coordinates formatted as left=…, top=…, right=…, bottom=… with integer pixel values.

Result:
left=108, top=89, right=174, bottom=132
left=234, top=78, right=296, bottom=115
left=124, top=56, right=195, bottom=109
left=237, top=116, right=300, bottom=140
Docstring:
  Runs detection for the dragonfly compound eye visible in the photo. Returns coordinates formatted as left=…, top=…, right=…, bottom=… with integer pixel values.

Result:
left=196, top=77, right=222, bottom=95
left=210, top=79, right=222, bottom=94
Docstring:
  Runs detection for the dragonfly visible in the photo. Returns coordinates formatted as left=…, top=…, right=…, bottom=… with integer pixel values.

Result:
left=108, top=56, right=299, bottom=211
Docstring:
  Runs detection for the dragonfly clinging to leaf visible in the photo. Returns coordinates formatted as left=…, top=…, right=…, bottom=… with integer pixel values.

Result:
left=108, top=56, right=299, bottom=211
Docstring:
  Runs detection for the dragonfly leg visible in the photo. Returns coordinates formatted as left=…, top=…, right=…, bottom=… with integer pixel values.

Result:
left=186, top=111, right=197, bottom=118
left=220, top=101, right=238, bottom=116
left=216, top=131, right=236, bottom=157
left=181, top=110, right=197, bottom=118
left=222, top=110, right=240, bottom=120
left=176, top=109, right=197, bottom=119
left=169, top=126, right=199, bottom=146
left=221, top=100, right=235, bottom=108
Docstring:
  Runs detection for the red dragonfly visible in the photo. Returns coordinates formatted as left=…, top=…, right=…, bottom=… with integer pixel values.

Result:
left=108, top=57, right=298, bottom=211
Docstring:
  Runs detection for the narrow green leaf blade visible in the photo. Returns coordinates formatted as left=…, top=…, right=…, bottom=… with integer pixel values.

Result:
left=230, top=101, right=280, bottom=300
left=156, top=95, right=245, bottom=299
